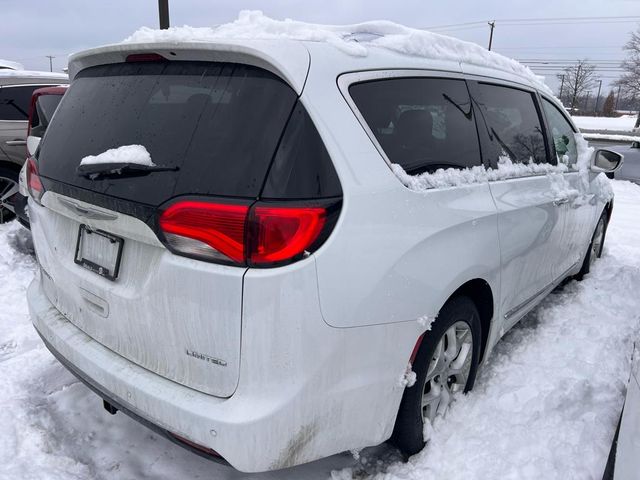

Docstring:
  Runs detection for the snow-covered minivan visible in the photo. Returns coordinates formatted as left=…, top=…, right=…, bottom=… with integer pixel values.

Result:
left=27, top=23, right=623, bottom=472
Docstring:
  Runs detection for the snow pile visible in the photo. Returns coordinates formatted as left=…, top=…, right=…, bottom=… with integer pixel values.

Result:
left=573, top=115, right=638, bottom=133
left=79, top=145, right=154, bottom=167
left=332, top=180, right=640, bottom=480
left=123, top=11, right=549, bottom=93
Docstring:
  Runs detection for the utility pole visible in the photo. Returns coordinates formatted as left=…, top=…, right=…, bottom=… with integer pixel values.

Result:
left=158, top=0, right=170, bottom=29
left=594, top=79, right=603, bottom=114
left=559, top=74, right=565, bottom=101
left=584, top=91, right=591, bottom=112
left=570, top=63, right=582, bottom=113
left=45, top=55, right=54, bottom=72
left=487, top=21, right=495, bottom=51
left=615, top=84, right=622, bottom=111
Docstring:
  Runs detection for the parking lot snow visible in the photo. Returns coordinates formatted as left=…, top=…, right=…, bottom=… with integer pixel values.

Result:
left=1, top=181, right=639, bottom=479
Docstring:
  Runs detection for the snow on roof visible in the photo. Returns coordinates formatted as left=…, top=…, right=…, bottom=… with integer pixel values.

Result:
left=123, top=10, right=551, bottom=93
left=0, top=59, right=24, bottom=70
left=0, top=69, right=68, bottom=80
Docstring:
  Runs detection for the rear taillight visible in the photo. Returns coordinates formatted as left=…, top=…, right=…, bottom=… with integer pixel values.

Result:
left=159, top=201, right=249, bottom=264
left=248, top=206, right=326, bottom=265
left=158, top=200, right=339, bottom=267
left=26, top=157, right=45, bottom=204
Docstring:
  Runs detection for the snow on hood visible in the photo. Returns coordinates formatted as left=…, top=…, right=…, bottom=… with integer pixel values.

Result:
left=123, top=10, right=550, bottom=94
left=79, top=145, right=154, bottom=167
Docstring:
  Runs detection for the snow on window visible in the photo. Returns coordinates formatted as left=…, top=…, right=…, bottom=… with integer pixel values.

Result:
left=79, top=145, right=155, bottom=167
left=392, top=156, right=568, bottom=191
left=393, top=133, right=614, bottom=203
left=122, top=11, right=550, bottom=94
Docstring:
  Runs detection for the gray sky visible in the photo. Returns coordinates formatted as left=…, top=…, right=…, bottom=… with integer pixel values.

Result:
left=3, top=0, right=639, bottom=96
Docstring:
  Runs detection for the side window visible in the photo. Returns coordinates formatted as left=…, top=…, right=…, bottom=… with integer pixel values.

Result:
left=476, top=83, right=549, bottom=165
left=349, top=77, right=482, bottom=175
left=0, top=85, right=40, bottom=121
left=542, top=98, right=577, bottom=166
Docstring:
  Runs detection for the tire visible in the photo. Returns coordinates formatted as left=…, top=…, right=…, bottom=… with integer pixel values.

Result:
left=576, top=211, right=608, bottom=280
left=391, top=296, right=482, bottom=456
left=0, top=166, right=19, bottom=224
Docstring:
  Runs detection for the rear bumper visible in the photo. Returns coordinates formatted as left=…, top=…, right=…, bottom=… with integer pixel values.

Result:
left=29, top=271, right=420, bottom=472
left=35, top=329, right=229, bottom=465
left=29, top=276, right=241, bottom=463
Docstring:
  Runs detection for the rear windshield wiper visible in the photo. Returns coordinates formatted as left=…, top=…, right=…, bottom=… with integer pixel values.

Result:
left=77, top=162, right=179, bottom=180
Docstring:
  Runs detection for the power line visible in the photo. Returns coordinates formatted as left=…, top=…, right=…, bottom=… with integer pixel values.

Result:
left=497, top=46, right=622, bottom=50
left=425, top=15, right=640, bottom=30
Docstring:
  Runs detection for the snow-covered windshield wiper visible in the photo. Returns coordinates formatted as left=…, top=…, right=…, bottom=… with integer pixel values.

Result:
left=77, top=162, right=179, bottom=180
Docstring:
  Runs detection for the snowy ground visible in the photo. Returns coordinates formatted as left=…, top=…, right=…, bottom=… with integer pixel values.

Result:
left=573, top=115, right=637, bottom=132
left=583, top=133, right=640, bottom=143
left=1, top=181, right=640, bottom=480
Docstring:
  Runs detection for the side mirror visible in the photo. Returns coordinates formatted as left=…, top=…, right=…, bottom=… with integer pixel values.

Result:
left=631, top=141, right=640, bottom=149
left=590, top=149, right=624, bottom=174
left=26, top=135, right=41, bottom=157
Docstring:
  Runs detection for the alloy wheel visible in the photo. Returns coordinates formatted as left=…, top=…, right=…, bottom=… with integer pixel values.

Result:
left=0, top=177, right=19, bottom=223
left=421, top=320, right=473, bottom=424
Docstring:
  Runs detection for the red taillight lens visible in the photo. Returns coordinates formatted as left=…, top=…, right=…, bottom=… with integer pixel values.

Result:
left=26, top=157, right=44, bottom=204
left=159, top=201, right=249, bottom=264
left=158, top=200, right=336, bottom=267
left=248, top=206, right=326, bottom=266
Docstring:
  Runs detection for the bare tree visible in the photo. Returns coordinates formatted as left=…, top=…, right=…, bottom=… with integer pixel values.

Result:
left=556, top=60, right=599, bottom=114
left=616, top=26, right=640, bottom=128
left=602, top=90, right=616, bottom=117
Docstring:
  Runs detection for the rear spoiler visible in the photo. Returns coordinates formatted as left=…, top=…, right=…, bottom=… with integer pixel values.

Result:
left=67, top=39, right=311, bottom=95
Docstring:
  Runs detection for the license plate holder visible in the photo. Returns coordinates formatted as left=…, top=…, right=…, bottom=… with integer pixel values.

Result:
left=74, top=225, right=124, bottom=281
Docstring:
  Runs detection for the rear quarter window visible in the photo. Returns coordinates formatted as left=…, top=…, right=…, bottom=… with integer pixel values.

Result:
left=349, top=77, right=482, bottom=175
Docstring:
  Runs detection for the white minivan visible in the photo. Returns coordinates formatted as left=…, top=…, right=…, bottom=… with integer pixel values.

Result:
left=27, top=35, right=622, bottom=472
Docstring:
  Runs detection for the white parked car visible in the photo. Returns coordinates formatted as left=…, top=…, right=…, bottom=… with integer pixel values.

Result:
left=26, top=33, right=622, bottom=472
left=0, top=70, right=68, bottom=223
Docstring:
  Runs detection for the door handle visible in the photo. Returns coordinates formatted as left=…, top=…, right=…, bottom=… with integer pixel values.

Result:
left=553, top=198, right=570, bottom=206
left=5, top=139, right=26, bottom=146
